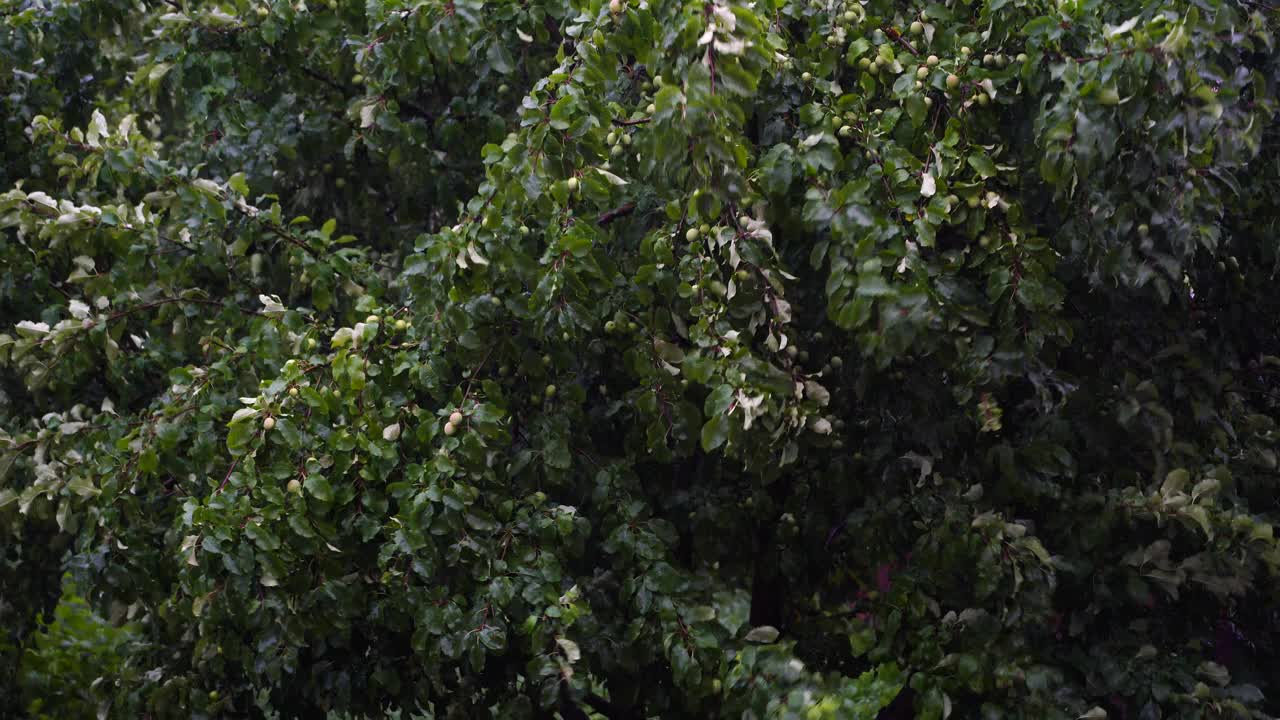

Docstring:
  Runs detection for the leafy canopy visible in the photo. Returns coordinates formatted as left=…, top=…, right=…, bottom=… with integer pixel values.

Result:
left=1, top=0, right=1279, bottom=718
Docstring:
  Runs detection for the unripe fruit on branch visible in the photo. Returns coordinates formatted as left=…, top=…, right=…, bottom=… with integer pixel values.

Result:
left=946, top=74, right=960, bottom=89
left=287, top=479, right=302, bottom=494
left=609, top=0, right=621, bottom=13
left=566, top=177, right=579, bottom=192
left=544, top=384, right=558, bottom=398
left=449, top=411, right=463, bottom=425
left=289, top=387, right=299, bottom=397
left=263, top=416, right=276, bottom=431
left=443, top=421, right=457, bottom=435
left=909, top=20, right=923, bottom=35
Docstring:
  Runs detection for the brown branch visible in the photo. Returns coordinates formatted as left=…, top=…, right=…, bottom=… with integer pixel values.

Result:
left=612, top=117, right=652, bottom=127
left=596, top=202, right=637, bottom=226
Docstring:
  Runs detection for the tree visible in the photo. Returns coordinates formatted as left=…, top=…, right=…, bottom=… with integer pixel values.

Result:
left=1, top=0, right=1278, bottom=717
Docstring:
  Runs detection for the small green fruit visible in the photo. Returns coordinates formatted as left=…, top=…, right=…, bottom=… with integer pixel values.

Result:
left=449, top=410, right=463, bottom=425
left=801, top=71, right=813, bottom=82
left=605, top=320, right=617, bottom=332
left=288, top=387, right=299, bottom=397
left=830, top=356, right=843, bottom=368
left=977, top=92, right=990, bottom=106
left=395, top=319, right=408, bottom=330
left=606, top=132, right=618, bottom=145
left=946, top=74, right=960, bottom=89
left=927, top=54, right=939, bottom=66
left=858, top=57, right=871, bottom=70
left=544, top=384, right=558, bottom=398
left=566, top=177, right=579, bottom=192
left=287, top=479, right=301, bottom=494
left=916, top=66, right=929, bottom=79
left=910, top=20, right=923, bottom=35
left=366, top=314, right=379, bottom=324
left=646, top=103, right=656, bottom=114
left=263, top=416, right=276, bottom=431
left=443, top=421, right=457, bottom=435
left=519, top=225, right=530, bottom=236
left=352, top=74, right=364, bottom=85
left=735, top=269, right=750, bottom=282
left=542, top=354, right=552, bottom=365
left=686, top=227, right=700, bottom=242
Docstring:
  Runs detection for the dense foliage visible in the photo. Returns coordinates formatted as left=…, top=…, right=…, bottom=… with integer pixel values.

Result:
left=2, top=0, right=1279, bottom=717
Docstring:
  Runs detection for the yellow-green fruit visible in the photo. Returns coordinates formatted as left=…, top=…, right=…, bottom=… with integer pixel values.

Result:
left=287, top=478, right=302, bottom=494
left=306, top=338, right=317, bottom=349
left=352, top=74, right=364, bottom=85
left=686, top=227, right=700, bottom=242
left=449, top=410, right=463, bottom=425
left=443, top=421, right=456, bottom=435
left=830, top=355, right=843, bottom=368
left=395, top=319, right=408, bottom=330
left=366, top=314, right=379, bottom=324
left=263, top=416, right=276, bottom=431
left=843, top=9, right=856, bottom=21
left=977, top=92, right=990, bottom=106
left=542, top=354, right=552, bottom=365
left=801, top=71, right=813, bottom=82
left=566, top=177, right=579, bottom=192
left=916, top=66, right=929, bottom=79
left=606, top=132, right=618, bottom=145
left=622, top=133, right=632, bottom=145
left=910, top=20, right=923, bottom=35
left=256, top=6, right=269, bottom=16
left=927, top=54, right=939, bottom=66
left=288, top=387, right=299, bottom=397
left=609, top=0, right=622, bottom=12
left=646, top=103, right=656, bottom=114
left=967, top=195, right=981, bottom=208
left=334, top=178, right=346, bottom=188
left=699, top=223, right=711, bottom=234
left=519, top=225, right=530, bottom=236
left=544, top=384, right=557, bottom=398
left=924, top=96, right=933, bottom=107
left=735, top=269, right=750, bottom=282
left=858, top=57, right=871, bottom=70
left=946, top=74, right=960, bottom=89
